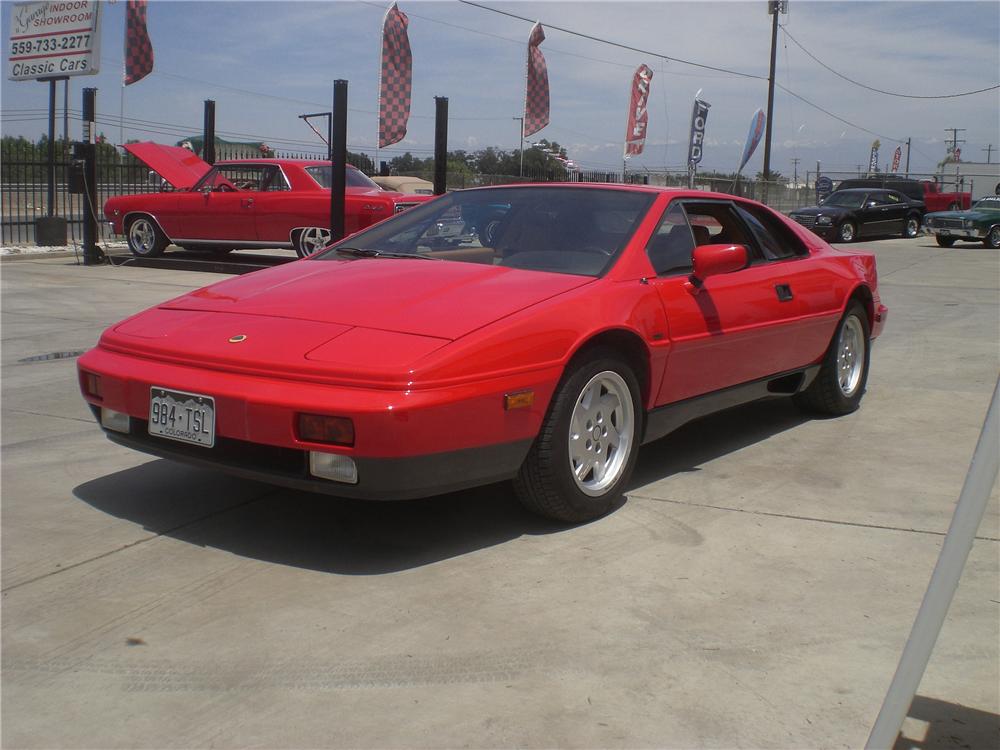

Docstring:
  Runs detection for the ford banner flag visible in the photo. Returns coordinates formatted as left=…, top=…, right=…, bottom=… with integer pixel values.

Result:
left=868, top=139, right=880, bottom=176
left=687, top=98, right=710, bottom=168
left=737, top=108, right=766, bottom=174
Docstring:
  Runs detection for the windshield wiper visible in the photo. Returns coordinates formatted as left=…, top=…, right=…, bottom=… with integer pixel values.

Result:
left=333, top=247, right=440, bottom=260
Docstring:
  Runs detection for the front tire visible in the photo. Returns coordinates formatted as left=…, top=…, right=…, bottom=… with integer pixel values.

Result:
left=935, top=236, right=957, bottom=248
left=514, top=352, right=641, bottom=523
left=794, top=301, right=871, bottom=416
left=836, top=221, right=856, bottom=243
left=984, top=226, right=1000, bottom=249
left=126, top=215, right=168, bottom=257
left=294, top=227, right=332, bottom=258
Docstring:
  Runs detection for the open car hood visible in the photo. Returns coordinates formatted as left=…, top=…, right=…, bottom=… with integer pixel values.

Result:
left=124, top=142, right=212, bottom=189
left=158, top=257, right=594, bottom=341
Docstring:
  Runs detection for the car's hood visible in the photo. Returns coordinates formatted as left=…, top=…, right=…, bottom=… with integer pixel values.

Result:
left=158, top=257, right=593, bottom=340
left=925, top=208, right=997, bottom=221
left=790, top=205, right=852, bottom=217
left=124, top=142, right=211, bottom=189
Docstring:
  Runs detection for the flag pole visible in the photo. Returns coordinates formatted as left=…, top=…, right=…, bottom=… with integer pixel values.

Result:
left=521, top=27, right=531, bottom=178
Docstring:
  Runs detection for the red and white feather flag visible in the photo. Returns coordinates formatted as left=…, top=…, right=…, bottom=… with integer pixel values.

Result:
left=378, top=3, right=413, bottom=148
left=523, top=22, right=549, bottom=137
left=624, top=64, right=653, bottom=158
left=124, top=0, right=153, bottom=86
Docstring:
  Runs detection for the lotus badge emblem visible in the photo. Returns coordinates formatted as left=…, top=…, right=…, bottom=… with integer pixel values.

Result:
left=228, top=334, right=248, bottom=343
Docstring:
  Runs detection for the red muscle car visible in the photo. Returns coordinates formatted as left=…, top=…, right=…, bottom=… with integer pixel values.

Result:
left=80, top=184, right=887, bottom=523
left=104, top=142, right=432, bottom=258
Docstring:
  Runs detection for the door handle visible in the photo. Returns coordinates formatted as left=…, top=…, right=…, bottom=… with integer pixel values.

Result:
left=775, top=283, right=793, bottom=302
left=242, top=198, right=254, bottom=208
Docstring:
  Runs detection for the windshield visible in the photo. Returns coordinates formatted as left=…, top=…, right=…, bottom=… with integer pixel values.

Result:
left=314, top=186, right=655, bottom=277
left=823, top=191, right=866, bottom=209
left=305, top=166, right=381, bottom=190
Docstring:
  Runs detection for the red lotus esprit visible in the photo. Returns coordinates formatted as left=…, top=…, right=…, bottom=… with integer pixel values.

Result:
left=79, top=184, right=887, bottom=523
left=104, top=142, right=431, bottom=258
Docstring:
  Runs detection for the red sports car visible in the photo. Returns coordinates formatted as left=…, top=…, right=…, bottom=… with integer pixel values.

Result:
left=79, top=184, right=887, bottom=523
left=104, top=142, right=432, bottom=258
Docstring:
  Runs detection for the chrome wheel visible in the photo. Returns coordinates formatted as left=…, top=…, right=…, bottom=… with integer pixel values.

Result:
left=988, top=227, right=1000, bottom=249
left=837, top=315, right=865, bottom=397
left=568, top=370, right=635, bottom=496
left=904, top=216, right=920, bottom=238
left=838, top=222, right=855, bottom=243
left=128, top=218, right=156, bottom=255
left=296, top=227, right=332, bottom=257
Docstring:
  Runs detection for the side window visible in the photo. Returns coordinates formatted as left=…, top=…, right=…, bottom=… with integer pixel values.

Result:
left=263, top=167, right=291, bottom=192
left=215, top=166, right=268, bottom=192
left=735, top=204, right=806, bottom=260
left=872, top=191, right=896, bottom=206
left=645, top=201, right=694, bottom=276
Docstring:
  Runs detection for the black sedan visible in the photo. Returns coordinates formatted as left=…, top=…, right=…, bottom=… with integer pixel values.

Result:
left=790, top=188, right=923, bottom=243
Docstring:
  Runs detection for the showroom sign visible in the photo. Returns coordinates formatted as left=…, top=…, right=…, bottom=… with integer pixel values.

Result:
left=7, top=1, right=101, bottom=81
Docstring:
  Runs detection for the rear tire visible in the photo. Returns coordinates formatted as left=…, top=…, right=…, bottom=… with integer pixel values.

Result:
left=126, top=215, right=168, bottom=258
left=935, top=236, right=957, bottom=248
left=902, top=213, right=921, bottom=239
left=794, top=301, right=870, bottom=416
left=514, top=351, right=641, bottom=523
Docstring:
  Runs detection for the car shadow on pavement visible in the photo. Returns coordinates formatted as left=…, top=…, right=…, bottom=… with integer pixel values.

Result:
left=74, top=462, right=568, bottom=575
left=892, top=695, right=1000, bottom=750
left=74, top=396, right=811, bottom=575
left=629, top=396, right=811, bottom=490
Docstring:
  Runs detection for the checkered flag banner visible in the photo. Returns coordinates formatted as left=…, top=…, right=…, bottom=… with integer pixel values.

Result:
left=379, top=3, right=412, bottom=149
left=523, top=22, right=549, bottom=137
left=124, top=0, right=153, bottom=86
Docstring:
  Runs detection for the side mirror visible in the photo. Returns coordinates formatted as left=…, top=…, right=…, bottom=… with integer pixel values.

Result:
left=817, top=196, right=826, bottom=205
left=690, top=244, right=748, bottom=286
left=866, top=200, right=877, bottom=208
left=201, top=184, right=213, bottom=195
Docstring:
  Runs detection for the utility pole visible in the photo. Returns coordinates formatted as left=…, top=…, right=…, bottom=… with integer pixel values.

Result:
left=856, top=164, right=864, bottom=177
left=791, top=157, right=800, bottom=186
left=761, top=0, right=786, bottom=203
left=983, top=144, right=994, bottom=164
left=944, top=128, right=966, bottom=160
left=905, top=137, right=911, bottom=177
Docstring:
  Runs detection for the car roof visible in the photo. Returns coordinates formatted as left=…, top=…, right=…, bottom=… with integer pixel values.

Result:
left=217, top=158, right=358, bottom=169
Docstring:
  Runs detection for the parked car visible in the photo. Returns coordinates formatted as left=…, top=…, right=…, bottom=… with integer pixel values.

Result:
left=923, top=195, right=1000, bottom=248
left=837, top=177, right=970, bottom=213
left=371, top=175, right=435, bottom=195
left=79, top=184, right=886, bottom=523
left=106, top=142, right=433, bottom=258
left=789, top=188, right=923, bottom=242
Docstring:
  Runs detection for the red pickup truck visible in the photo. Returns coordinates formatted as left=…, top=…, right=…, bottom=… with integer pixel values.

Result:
left=837, top=178, right=971, bottom=213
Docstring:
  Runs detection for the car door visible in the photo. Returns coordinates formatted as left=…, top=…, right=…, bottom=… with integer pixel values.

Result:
left=646, top=199, right=807, bottom=405
left=868, top=190, right=907, bottom=235
left=171, top=165, right=261, bottom=242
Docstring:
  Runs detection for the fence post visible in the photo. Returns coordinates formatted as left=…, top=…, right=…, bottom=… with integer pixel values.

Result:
left=433, top=96, right=448, bottom=195
left=81, top=88, right=102, bottom=265
left=203, top=100, right=216, bottom=165
left=330, top=80, right=348, bottom=243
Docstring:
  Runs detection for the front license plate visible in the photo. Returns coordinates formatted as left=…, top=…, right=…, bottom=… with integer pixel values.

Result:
left=148, top=387, right=215, bottom=447
left=939, top=229, right=951, bottom=236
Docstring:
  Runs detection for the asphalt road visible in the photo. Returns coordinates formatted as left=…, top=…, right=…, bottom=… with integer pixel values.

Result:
left=2, top=236, right=997, bottom=749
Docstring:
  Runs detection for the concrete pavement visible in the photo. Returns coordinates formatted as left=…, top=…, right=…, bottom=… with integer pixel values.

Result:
left=2, top=238, right=997, bottom=748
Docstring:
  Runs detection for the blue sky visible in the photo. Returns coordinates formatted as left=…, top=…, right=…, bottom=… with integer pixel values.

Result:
left=3, top=0, right=998, bottom=179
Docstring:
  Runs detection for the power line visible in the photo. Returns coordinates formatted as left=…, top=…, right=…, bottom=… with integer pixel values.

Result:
left=780, top=26, right=1000, bottom=99
left=775, top=83, right=903, bottom=143
left=457, top=0, right=768, bottom=81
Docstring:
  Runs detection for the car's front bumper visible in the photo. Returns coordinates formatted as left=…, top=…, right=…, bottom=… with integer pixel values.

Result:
left=79, top=346, right=557, bottom=500
left=927, top=226, right=985, bottom=240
